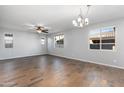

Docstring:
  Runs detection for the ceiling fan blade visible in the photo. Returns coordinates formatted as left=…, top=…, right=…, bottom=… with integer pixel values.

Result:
left=42, top=30, right=48, bottom=33
left=43, top=29, right=48, bottom=31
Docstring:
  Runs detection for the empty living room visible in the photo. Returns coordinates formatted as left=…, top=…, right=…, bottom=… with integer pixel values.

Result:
left=1, top=1, right=124, bottom=92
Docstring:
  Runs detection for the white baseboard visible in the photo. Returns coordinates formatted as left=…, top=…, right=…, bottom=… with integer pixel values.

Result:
left=49, top=54, right=124, bottom=70
left=1, top=53, right=124, bottom=70
left=0, top=54, right=48, bottom=61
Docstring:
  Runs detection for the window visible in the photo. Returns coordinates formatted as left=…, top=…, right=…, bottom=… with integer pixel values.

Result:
left=4, top=33, right=13, bottom=48
left=54, top=34, right=64, bottom=48
left=101, top=27, right=115, bottom=50
left=89, top=29, right=100, bottom=49
left=41, top=38, right=45, bottom=45
left=89, top=26, right=115, bottom=50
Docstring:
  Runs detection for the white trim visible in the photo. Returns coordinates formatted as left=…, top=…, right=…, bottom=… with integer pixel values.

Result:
left=54, top=34, right=64, bottom=48
left=80, top=59, right=124, bottom=70
left=88, top=26, right=116, bottom=52
left=49, top=54, right=124, bottom=70
left=0, top=54, right=48, bottom=61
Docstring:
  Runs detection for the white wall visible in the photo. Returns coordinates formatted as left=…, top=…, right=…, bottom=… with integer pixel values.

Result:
left=48, top=18, right=124, bottom=68
left=0, top=28, right=47, bottom=60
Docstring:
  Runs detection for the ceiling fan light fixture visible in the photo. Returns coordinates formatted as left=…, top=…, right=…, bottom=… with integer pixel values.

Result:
left=25, top=23, right=49, bottom=34
left=37, top=30, right=41, bottom=33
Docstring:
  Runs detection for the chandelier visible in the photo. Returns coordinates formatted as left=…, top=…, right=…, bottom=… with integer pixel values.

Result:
left=72, top=5, right=91, bottom=28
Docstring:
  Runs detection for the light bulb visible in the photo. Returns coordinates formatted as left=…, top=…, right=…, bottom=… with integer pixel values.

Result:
left=37, top=30, right=41, bottom=33
left=74, top=22, right=78, bottom=26
left=72, top=20, right=76, bottom=25
left=72, top=20, right=78, bottom=26
left=85, top=18, right=89, bottom=25
left=77, top=16, right=82, bottom=22
left=80, top=22, right=83, bottom=27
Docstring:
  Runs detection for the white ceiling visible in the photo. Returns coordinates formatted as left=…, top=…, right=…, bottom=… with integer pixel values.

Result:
left=0, top=5, right=124, bottom=33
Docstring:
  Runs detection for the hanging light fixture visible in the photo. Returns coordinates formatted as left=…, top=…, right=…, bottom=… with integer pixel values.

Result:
left=72, top=5, right=91, bottom=28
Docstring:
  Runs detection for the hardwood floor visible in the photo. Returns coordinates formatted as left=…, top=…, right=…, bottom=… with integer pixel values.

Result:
left=0, top=55, right=124, bottom=87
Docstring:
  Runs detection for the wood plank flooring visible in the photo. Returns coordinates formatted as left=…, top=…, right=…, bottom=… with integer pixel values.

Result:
left=0, top=55, right=124, bottom=87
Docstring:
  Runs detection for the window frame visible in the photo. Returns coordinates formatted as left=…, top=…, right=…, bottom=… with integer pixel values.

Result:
left=54, top=34, right=64, bottom=48
left=41, top=38, right=45, bottom=45
left=4, top=33, right=13, bottom=48
left=88, top=26, right=116, bottom=51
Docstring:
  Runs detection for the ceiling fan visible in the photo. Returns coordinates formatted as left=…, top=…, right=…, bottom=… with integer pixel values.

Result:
left=25, top=24, right=50, bottom=33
